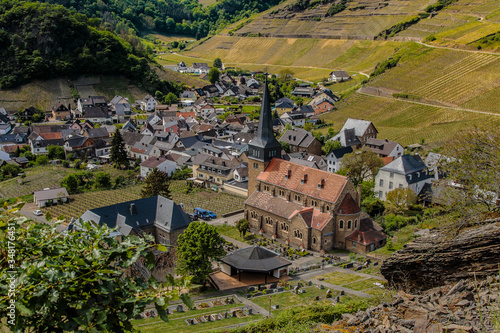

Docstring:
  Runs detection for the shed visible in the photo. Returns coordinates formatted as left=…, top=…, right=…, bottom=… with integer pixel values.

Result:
left=34, top=187, right=69, bottom=207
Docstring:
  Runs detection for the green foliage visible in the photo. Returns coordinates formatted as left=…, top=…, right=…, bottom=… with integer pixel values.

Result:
left=339, top=149, right=384, bottom=186
left=363, top=198, right=385, bottom=217
left=74, top=160, right=81, bottom=169
left=110, top=129, right=129, bottom=169
left=45, top=211, right=52, bottom=221
left=392, top=93, right=421, bottom=100
left=325, top=0, right=348, bottom=17
left=280, top=142, right=291, bottom=154
left=322, top=139, right=341, bottom=155
left=1, top=164, right=20, bottom=178
left=386, top=188, right=417, bottom=207
left=47, top=145, right=65, bottom=160
left=371, top=54, right=402, bottom=77
left=176, top=221, right=226, bottom=285
left=61, top=174, right=79, bottom=194
left=0, top=214, right=192, bottom=332
left=425, top=0, right=457, bottom=13
left=378, top=16, right=420, bottom=39
left=35, top=155, right=49, bottom=166
left=164, top=92, right=178, bottom=106
left=94, top=171, right=111, bottom=189
left=208, top=67, right=220, bottom=84
left=236, top=219, right=250, bottom=238
left=213, top=57, right=223, bottom=69
left=171, top=166, right=192, bottom=180
left=141, top=168, right=172, bottom=199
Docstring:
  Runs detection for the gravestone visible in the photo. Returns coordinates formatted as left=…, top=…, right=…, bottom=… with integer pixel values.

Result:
left=177, top=305, right=184, bottom=312
left=248, top=286, right=256, bottom=292
left=314, top=296, right=320, bottom=301
left=335, top=296, right=340, bottom=303
left=308, top=281, right=313, bottom=286
left=271, top=305, right=280, bottom=310
left=346, top=263, right=354, bottom=269
left=248, top=307, right=253, bottom=315
left=254, top=292, right=263, bottom=297
left=165, top=308, right=170, bottom=315
left=265, top=289, right=274, bottom=294
left=374, top=262, right=379, bottom=266
left=245, top=294, right=252, bottom=298
left=277, top=287, right=284, bottom=292
left=340, top=290, right=345, bottom=296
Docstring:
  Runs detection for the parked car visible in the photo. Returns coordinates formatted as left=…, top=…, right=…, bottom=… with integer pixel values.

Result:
left=33, top=210, right=43, bottom=216
left=187, top=213, right=197, bottom=221
left=207, top=210, right=217, bottom=219
left=193, top=207, right=211, bottom=220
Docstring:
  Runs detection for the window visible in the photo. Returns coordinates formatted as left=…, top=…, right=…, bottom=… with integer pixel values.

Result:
left=399, top=184, right=403, bottom=189
left=378, top=191, right=383, bottom=198
left=312, top=237, right=317, bottom=244
left=326, top=205, right=330, bottom=211
left=250, top=211, right=258, bottom=219
left=379, top=179, right=384, bottom=187
left=339, top=220, right=344, bottom=229
left=390, top=172, right=394, bottom=178
left=265, top=217, right=272, bottom=225
left=294, top=194, right=301, bottom=202
left=354, top=219, right=358, bottom=228
left=353, top=242, right=357, bottom=248
left=347, top=220, right=352, bottom=229
left=389, top=182, right=393, bottom=189
left=263, top=185, right=270, bottom=192
left=253, top=162, right=258, bottom=169
left=280, top=223, right=289, bottom=232
left=278, top=189, right=285, bottom=197
left=293, top=230, right=303, bottom=239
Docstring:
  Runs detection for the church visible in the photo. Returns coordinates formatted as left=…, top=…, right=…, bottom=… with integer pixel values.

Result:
left=243, top=80, right=386, bottom=253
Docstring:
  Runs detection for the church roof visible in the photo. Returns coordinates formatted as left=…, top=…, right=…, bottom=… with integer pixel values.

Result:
left=345, top=218, right=386, bottom=246
left=249, top=80, right=280, bottom=150
left=336, top=193, right=361, bottom=215
left=221, top=245, right=291, bottom=272
left=257, top=159, right=348, bottom=204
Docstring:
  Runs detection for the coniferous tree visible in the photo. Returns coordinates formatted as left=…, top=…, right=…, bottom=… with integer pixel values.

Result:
left=141, top=168, right=171, bottom=199
left=110, top=129, right=128, bottom=169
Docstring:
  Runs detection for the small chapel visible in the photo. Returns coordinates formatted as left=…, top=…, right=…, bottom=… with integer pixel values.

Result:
left=243, top=79, right=386, bottom=253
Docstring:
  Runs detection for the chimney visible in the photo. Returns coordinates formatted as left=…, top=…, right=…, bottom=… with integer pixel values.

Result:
left=129, top=203, right=137, bottom=215
left=318, top=178, right=325, bottom=189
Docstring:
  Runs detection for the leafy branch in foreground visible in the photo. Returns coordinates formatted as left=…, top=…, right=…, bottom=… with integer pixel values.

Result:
left=0, top=214, right=192, bottom=332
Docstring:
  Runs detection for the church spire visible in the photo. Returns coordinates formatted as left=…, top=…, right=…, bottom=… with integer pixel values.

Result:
left=248, top=74, right=281, bottom=162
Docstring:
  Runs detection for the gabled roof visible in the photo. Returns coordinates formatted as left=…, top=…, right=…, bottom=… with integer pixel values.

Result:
left=345, top=218, right=386, bottom=246
left=34, top=187, right=69, bottom=201
left=340, top=118, right=377, bottom=137
left=85, top=128, right=109, bottom=138
left=328, top=146, right=354, bottom=159
left=331, top=128, right=361, bottom=147
left=279, top=128, right=316, bottom=148
left=78, top=196, right=191, bottom=236
left=66, top=135, right=92, bottom=148
left=221, top=245, right=291, bottom=272
left=84, top=106, right=108, bottom=118
left=330, top=70, right=350, bottom=77
left=140, top=156, right=168, bottom=168
left=296, top=207, right=332, bottom=231
left=257, top=159, right=348, bottom=204
left=365, top=138, right=401, bottom=156
left=380, top=154, right=427, bottom=175
left=336, top=193, right=361, bottom=215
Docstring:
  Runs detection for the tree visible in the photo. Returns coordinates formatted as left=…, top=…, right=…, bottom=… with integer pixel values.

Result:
left=0, top=214, right=192, bottom=332
left=280, top=142, right=291, bottom=153
left=339, top=149, right=384, bottom=186
left=236, top=219, right=250, bottom=238
left=164, top=92, right=178, bottom=106
left=35, top=155, right=49, bottom=165
left=94, top=172, right=111, bottom=189
left=110, top=128, right=128, bottom=169
left=208, top=67, right=220, bottom=84
left=45, top=211, right=52, bottom=222
left=303, top=122, right=313, bottom=132
left=213, top=57, right=223, bottom=69
left=272, top=109, right=279, bottom=119
left=440, top=127, right=500, bottom=219
left=322, top=139, right=342, bottom=155
left=278, top=68, right=294, bottom=83
left=176, top=221, right=226, bottom=285
left=386, top=188, right=417, bottom=207
left=1, top=164, right=20, bottom=177
left=61, top=173, right=79, bottom=194
left=47, top=145, right=65, bottom=160
left=141, top=168, right=171, bottom=199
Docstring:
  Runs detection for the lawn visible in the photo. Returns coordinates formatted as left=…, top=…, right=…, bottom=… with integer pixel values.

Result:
left=342, top=278, right=384, bottom=291
left=251, top=286, right=335, bottom=310
left=323, top=273, right=364, bottom=286
left=358, top=266, right=382, bottom=277
left=215, top=224, right=257, bottom=244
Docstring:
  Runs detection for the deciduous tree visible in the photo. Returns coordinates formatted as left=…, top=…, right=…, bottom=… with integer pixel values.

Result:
left=236, top=219, right=250, bottom=238
left=176, top=221, right=226, bottom=285
left=213, top=57, right=223, bottom=69
left=339, top=149, right=384, bottom=186
left=208, top=67, right=220, bottom=84
left=0, top=214, right=192, bottom=332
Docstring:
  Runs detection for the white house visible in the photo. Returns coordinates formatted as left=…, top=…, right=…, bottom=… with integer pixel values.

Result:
left=233, top=166, right=248, bottom=182
left=329, top=70, right=351, bottom=82
left=141, top=95, right=158, bottom=112
left=325, top=146, right=354, bottom=173
left=374, top=154, right=433, bottom=201
left=140, top=156, right=177, bottom=179
left=34, top=188, right=69, bottom=207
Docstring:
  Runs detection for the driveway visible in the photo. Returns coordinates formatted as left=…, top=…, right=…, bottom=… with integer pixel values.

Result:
left=19, top=202, right=67, bottom=233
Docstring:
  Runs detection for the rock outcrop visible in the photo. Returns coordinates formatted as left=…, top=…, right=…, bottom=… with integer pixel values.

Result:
left=332, top=278, right=500, bottom=333
left=381, top=219, right=500, bottom=290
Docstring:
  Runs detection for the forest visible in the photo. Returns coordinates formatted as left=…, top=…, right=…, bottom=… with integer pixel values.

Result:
left=37, top=0, right=285, bottom=38
left=0, top=1, right=183, bottom=94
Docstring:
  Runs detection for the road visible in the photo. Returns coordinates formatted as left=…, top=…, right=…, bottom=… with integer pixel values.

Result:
left=19, top=202, right=67, bottom=232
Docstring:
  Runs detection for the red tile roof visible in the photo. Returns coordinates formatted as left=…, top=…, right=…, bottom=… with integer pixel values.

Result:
left=245, top=191, right=304, bottom=219
left=297, top=207, right=331, bottom=231
left=345, top=218, right=386, bottom=246
left=257, top=159, right=348, bottom=204
left=336, top=193, right=361, bottom=215
left=140, top=156, right=167, bottom=168
left=177, top=112, right=195, bottom=119
left=40, top=132, right=62, bottom=140
left=381, top=156, right=395, bottom=165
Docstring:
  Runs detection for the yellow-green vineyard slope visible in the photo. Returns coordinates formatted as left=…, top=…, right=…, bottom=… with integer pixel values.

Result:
left=233, top=0, right=435, bottom=39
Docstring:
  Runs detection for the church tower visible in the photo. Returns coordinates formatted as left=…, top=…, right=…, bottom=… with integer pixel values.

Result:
left=247, top=78, right=282, bottom=197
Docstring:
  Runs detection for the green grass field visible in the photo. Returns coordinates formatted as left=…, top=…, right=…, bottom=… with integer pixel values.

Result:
left=250, top=286, right=336, bottom=312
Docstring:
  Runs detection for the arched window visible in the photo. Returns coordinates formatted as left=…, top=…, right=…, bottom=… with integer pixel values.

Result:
left=339, top=220, right=344, bottom=229
left=347, top=220, right=352, bottom=229
left=312, top=237, right=317, bottom=244
left=354, top=219, right=358, bottom=228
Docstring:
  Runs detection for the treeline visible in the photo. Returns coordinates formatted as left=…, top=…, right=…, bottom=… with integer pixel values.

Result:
left=0, top=1, right=183, bottom=94
left=37, top=0, right=284, bottom=39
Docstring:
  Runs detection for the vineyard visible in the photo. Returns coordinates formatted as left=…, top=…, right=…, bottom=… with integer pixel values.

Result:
left=369, top=46, right=500, bottom=112
left=42, top=181, right=245, bottom=222
left=319, top=92, right=498, bottom=146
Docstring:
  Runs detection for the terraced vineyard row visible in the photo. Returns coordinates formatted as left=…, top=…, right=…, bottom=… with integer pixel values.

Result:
left=319, top=92, right=499, bottom=146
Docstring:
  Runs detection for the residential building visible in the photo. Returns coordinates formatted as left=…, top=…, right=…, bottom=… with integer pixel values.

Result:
left=374, top=154, right=433, bottom=201
left=364, top=138, right=403, bottom=158
left=279, top=128, right=322, bottom=156
left=140, top=156, right=177, bottom=178
left=326, top=146, right=354, bottom=173
left=34, top=188, right=69, bottom=207
left=51, top=102, right=71, bottom=121
left=329, top=70, right=351, bottom=82
left=337, top=118, right=378, bottom=144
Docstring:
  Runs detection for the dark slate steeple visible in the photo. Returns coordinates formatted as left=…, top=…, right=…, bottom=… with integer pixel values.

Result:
left=248, top=77, right=281, bottom=162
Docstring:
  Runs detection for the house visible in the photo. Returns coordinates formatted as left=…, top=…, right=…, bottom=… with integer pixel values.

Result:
left=297, top=105, right=315, bottom=118
left=329, top=70, right=351, bottom=82
left=94, top=139, right=112, bottom=157
left=291, top=86, right=314, bottom=97
left=330, top=128, right=362, bottom=148
left=64, top=135, right=95, bottom=158
left=245, top=80, right=385, bottom=253
left=190, top=63, right=210, bottom=74
left=337, top=118, right=378, bottom=144
left=30, top=139, right=65, bottom=155
left=275, top=99, right=295, bottom=113
left=83, top=106, right=109, bottom=124
left=82, top=128, right=109, bottom=140
left=199, top=104, right=215, bottom=118
left=180, top=90, right=196, bottom=102
left=140, top=95, right=158, bottom=112
left=192, top=153, right=241, bottom=188
left=279, top=128, right=322, bottom=155
left=326, top=146, right=354, bottom=173
left=51, top=102, right=71, bottom=120
left=364, top=138, right=403, bottom=158
left=287, top=152, right=327, bottom=171
left=33, top=188, right=69, bottom=207
left=311, top=98, right=335, bottom=115
left=77, top=196, right=192, bottom=246
left=140, top=156, right=177, bottom=178
left=77, top=96, right=107, bottom=114
left=109, top=95, right=133, bottom=122
left=280, top=112, right=305, bottom=127
left=0, top=122, right=12, bottom=135
left=374, top=154, right=434, bottom=201
left=203, top=85, right=220, bottom=98
left=18, top=106, right=38, bottom=121
left=130, top=135, right=157, bottom=161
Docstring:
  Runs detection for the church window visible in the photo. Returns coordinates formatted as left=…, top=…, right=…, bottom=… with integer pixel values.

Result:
left=278, top=189, right=285, bottom=197
left=339, top=220, right=344, bottom=229
left=354, top=219, right=358, bottom=228
left=312, top=237, right=317, bottom=244
left=265, top=217, right=272, bottom=225
left=280, top=222, right=289, bottom=232
left=294, top=194, right=301, bottom=202
left=326, top=205, right=330, bottom=211
left=263, top=185, right=270, bottom=192
left=293, top=230, right=303, bottom=239
left=347, top=220, right=352, bottom=229
left=251, top=211, right=258, bottom=219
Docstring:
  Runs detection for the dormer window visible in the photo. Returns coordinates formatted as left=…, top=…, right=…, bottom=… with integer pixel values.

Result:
left=285, top=169, right=292, bottom=179
left=317, top=178, right=325, bottom=189
left=301, top=174, right=308, bottom=184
